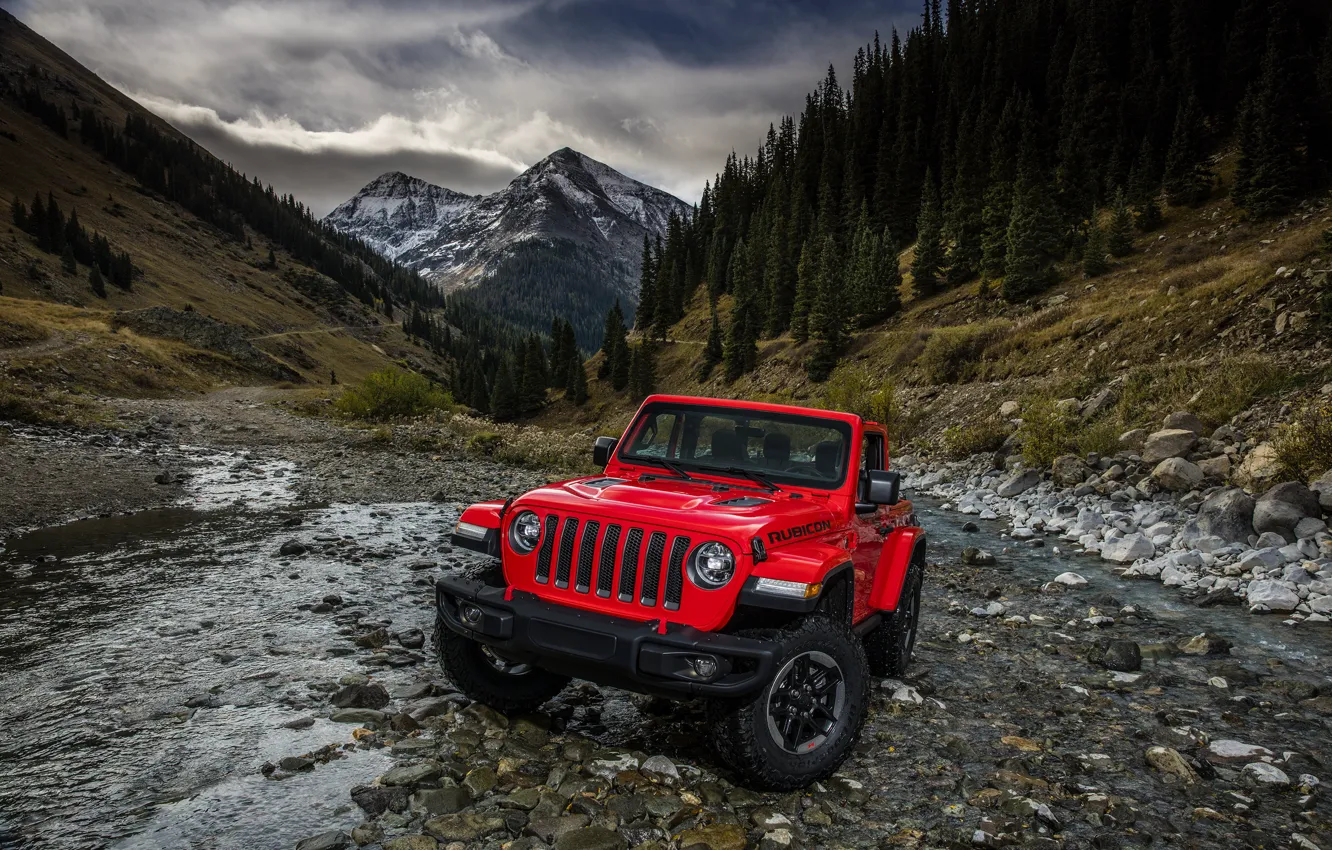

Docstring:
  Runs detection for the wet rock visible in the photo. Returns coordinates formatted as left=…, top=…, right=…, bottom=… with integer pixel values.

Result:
left=350, top=785, right=409, bottom=817
left=555, top=826, right=628, bottom=850
left=526, top=814, right=590, bottom=843
left=283, top=716, right=316, bottom=730
left=424, top=813, right=507, bottom=842
left=1246, top=580, right=1300, bottom=613
left=349, top=823, right=383, bottom=846
left=279, top=540, right=308, bottom=557
left=1243, top=763, right=1291, bottom=786
left=962, top=521, right=980, bottom=532
left=759, top=829, right=794, bottom=850
left=677, top=824, right=747, bottom=850
left=1053, top=572, right=1087, bottom=587
left=1177, top=633, right=1232, bottom=655
left=1205, top=740, right=1275, bottom=764
left=463, top=766, right=498, bottom=797
left=1100, top=533, right=1154, bottom=563
left=1103, top=640, right=1142, bottom=672
left=1153, top=457, right=1203, bottom=492
left=355, top=628, right=390, bottom=649
left=380, top=762, right=442, bottom=787
left=962, top=547, right=996, bottom=566
left=383, top=836, right=438, bottom=850
left=1145, top=746, right=1199, bottom=784
left=397, top=628, right=426, bottom=650
left=1142, top=429, right=1198, bottom=464
left=639, top=755, right=680, bottom=785
left=410, top=786, right=472, bottom=816
left=997, top=469, right=1041, bottom=498
left=295, top=830, right=352, bottom=850
left=461, top=702, right=509, bottom=728
left=331, top=682, right=390, bottom=709
left=1192, top=488, right=1256, bottom=544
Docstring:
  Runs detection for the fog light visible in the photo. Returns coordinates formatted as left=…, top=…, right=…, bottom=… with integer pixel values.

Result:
left=461, top=604, right=483, bottom=626
left=689, top=655, right=719, bottom=680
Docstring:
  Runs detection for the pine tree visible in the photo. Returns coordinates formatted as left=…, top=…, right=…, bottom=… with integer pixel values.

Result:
left=11, top=198, right=26, bottom=231
left=567, top=349, right=588, bottom=405
left=723, top=241, right=759, bottom=381
left=807, top=234, right=847, bottom=381
left=1232, top=0, right=1304, bottom=218
left=1162, top=90, right=1211, bottom=206
left=518, top=335, right=547, bottom=414
left=628, top=343, right=656, bottom=402
left=598, top=301, right=626, bottom=380
left=61, top=242, right=77, bottom=274
left=1082, top=213, right=1110, bottom=277
left=790, top=240, right=814, bottom=344
left=636, top=235, right=658, bottom=334
left=549, top=316, right=568, bottom=389
left=88, top=264, right=106, bottom=298
left=697, top=299, right=724, bottom=380
left=27, top=193, right=46, bottom=246
left=489, top=359, right=520, bottom=421
left=1002, top=160, right=1062, bottom=302
left=910, top=169, right=945, bottom=297
left=611, top=334, right=631, bottom=391
left=1107, top=190, right=1135, bottom=257
left=266, top=248, right=277, bottom=269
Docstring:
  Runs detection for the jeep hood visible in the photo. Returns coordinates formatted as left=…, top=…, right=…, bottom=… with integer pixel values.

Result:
left=510, top=475, right=840, bottom=551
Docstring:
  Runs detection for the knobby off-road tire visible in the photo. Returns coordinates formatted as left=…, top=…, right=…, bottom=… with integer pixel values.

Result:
left=707, top=615, right=870, bottom=791
left=434, top=613, right=569, bottom=714
left=864, top=551, right=925, bottom=677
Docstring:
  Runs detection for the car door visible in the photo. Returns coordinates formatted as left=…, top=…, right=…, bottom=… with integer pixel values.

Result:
left=849, top=431, right=888, bottom=622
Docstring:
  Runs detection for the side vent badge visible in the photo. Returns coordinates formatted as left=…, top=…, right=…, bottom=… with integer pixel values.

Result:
left=750, top=537, right=767, bottom=563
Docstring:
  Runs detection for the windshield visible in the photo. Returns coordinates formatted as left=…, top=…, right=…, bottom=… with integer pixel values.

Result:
left=618, top=401, right=854, bottom=490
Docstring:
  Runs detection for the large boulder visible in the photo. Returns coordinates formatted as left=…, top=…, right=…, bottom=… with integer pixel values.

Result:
left=1100, top=533, right=1154, bottom=563
left=1234, top=444, right=1281, bottom=492
left=1245, top=580, right=1300, bottom=612
left=1152, top=457, right=1203, bottom=492
left=1051, top=455, right=1088, bottom=487
left=1254, top=482, right=1321, bottom=542
left=1193, top=488, right=1255, bottom=544
left=996, top=469, right=1041, bottom=498
left=1119, top=428, right=1148, bottom=451
left=1197, top=455, right=1232, bottom=481
left=1312, top=471, right=1332, bottom=512
left=1162, top=411, right=1205, bottom=435
left=1142, top=429, right=1198, bottom=464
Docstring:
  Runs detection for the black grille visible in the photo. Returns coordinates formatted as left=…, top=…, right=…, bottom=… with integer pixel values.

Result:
left=597, top=524, right=621, bottom=598
left=640, top=531, right=668, bottom=606
left=618, top=528, right=644, bottom=602
left=534, top=514, right=558, bottom=583
left=663, top=536, right=690, bottom=610
left=575, top=520, right=599, bottom=593
left=554, top=517, right=579, bottom=589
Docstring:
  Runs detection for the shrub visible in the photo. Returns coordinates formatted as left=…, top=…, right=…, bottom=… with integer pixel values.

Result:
left=820, top=368, right=927, bottom=447
left=1273, top=403, right=1332, bottom=482
left=467, top=431, right=503, bottom=456
left=940, top=419, right=1009, bottom=459
left=1016, top=397, right=1074, bottom=469
left=1074, top=417, right=1121, bottom=457
left=333, top=368, right=452, bottom=421
left=915, top=320, right=1010, bottom=384
left=1114, top=357, right=1286, bottom=430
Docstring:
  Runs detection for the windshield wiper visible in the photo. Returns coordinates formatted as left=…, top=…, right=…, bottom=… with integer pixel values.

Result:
left=631, top=456, right=694, bottom=481
left=695, top=464, right=781, bottom=493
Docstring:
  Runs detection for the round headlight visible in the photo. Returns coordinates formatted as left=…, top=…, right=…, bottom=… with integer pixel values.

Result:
left=689, top=541, right=735, bottom=589
left=508, top=510, right=542, bottom=554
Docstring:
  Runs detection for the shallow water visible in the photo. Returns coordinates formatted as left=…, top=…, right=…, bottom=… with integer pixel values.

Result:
left=0, top=460, right=459, bottom=849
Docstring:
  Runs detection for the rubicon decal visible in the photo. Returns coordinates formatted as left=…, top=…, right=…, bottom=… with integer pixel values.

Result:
left=767, top=519, right=832, bottom=544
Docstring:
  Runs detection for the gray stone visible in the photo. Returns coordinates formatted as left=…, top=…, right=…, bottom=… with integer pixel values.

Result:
left=1162, top=411, right=1205, bottom=435
left=961, top=547, right=996, bottom=566
left=554, top=826, right=628, bottom=850
left=330, top=708, right=386, bottom=724
left=331, top=682, right=390, bottom=709
left=1235, top=444, right=1281, bottom=492
left=1103, top=640, right=1142, bottom=672
left=1246, top=580, right=1300, bottom=612
left=279, top=540, right=308, bottom=557
left=1100, top=533, right=1154, bottom=563
left=380, top=762, right=442, bottom=787
left=1051, top=455, right=1088, bottom=487
left=1142, top=429, right=1198, bottom=463
left=997, top=469, right=1041, bottom=497
left=1197, top=454, right=1232, bottom=480
left=1152, top=457, right=1203, bottom=492
left=526, top=815, right=590, bottom=843
left=1195, top=488, right=1256, bottom=544
left=1312, top=471, right=1332, bottom=512
left=1295, top=517, right=1327, bottom=539
left=424, top=813, right=507, bottom=842
left=411, top=786, right=472, bottom=816
left=1119, top=428, right=1148, bottom=450
left=295, top=831, right=352, bottom=850
left=351, top=784, right=409, bottom=816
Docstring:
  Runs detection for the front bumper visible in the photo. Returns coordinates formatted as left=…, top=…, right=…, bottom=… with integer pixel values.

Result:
left=435, top=576, right=780, bottom=698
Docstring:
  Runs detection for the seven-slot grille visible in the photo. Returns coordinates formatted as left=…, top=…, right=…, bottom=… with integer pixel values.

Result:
left=527, top=512, right=693, bottom=610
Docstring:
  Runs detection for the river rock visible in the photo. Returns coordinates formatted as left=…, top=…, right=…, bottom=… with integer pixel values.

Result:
left=1142, top=429, right=1198, bottom=463
left=555, top=827, right=628, bottom=850
left=1153, top=457, right=1203, bottom=492
left=1145, top=746, right=1198, bottom=784
left=1254, top=483, right=1322, bottom=542
left=279, top=539, right=308, bottom=556
left=1206, top=740, right=1275, bottom=763
left=997, top=469, right=1041, bottom=497
left=639, top=755, right=680, bottom=785
left=526, top=815, right=590, bottom=843
left=383, top=837, right=438, bottom=850
left=330, top=708, right=386, bottom=724
left=351, top=784, right=409, bottom=816
left=1313, top=471, right=1332, bottom=511
left=1102, top=640, right=1142, bottom=672
left=331, top=681, right=390, bottom=709
left=1119, top=428, right=1148, bottom=450
left=1162, top=411, right=1204, bottom=435
left=1194, top=488, right=1255, bottom=544
left=1051, top=455, right=1088, bottom=487
left=676, top=824, right=747, bottom=850
left=1178, top=633, right=1232, bottom=655
left=1246, top=580, right=1300, bottom=612
left=425, top=813, right=507, bottom=841
left=295, top=831, right=352, bottom=850
left=962, top=547, right=996, bottom=566
left=1100, top=533, right=1154, bottom=563
left=396, top=628, right=426, bottom=650
left=1243, top=763, right=1291, bottom=786
left=1053, top=572, right=1088, bottom=587
left=380, top=761, right=442, bottom=787
left=1235, top=444, right=1281, bottom=492
left=411, top=786, right=472, bottom=816
left=1197, top=454, right=1231, bottom=480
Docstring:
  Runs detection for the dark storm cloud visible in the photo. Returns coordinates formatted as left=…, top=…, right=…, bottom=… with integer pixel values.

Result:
left=12, top=0, right=917, bottom=215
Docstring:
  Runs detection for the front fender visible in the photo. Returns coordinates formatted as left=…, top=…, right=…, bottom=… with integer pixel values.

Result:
left=738, top=538, right=851, bottom=613
left=869, top=527, right=926, bottom=611
left=451, top=500, right=506, bottom=556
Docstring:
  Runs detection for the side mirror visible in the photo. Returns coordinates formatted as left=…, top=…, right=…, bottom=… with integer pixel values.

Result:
left=593, top=436, right=619, bottom=467
left=866, top=469, right=901, bottom=506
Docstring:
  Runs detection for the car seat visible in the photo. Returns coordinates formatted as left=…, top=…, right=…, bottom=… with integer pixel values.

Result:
left=762, top=433, right=791, bottom=469
left=711, top=428, right=741, bottom=463
left=814, top=440, right=841, bottom=477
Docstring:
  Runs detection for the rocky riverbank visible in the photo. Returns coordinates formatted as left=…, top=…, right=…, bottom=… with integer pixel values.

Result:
left=899, top=409, right=1332, bottom=627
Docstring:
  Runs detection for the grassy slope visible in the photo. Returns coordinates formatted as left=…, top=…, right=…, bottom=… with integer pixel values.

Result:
left=536, top=182, right=1331, bottom=455
left=0, top=14, right=442, bottom=414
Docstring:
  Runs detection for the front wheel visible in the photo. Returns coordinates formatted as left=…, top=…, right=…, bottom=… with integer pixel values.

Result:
left=708, top=616, right=869, bottom=790
left=435, top=616, right=569, bottom=714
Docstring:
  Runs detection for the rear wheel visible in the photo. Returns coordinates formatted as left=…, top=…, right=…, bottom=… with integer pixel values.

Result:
left=708, top=616, right=869, bottom=790
left=435, top=615, right=569, bottom=714
left=865, top=553, right=924, bottom=677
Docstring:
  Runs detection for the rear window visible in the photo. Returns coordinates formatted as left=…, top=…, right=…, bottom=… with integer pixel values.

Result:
left=619, top=401, right=853, bottom=490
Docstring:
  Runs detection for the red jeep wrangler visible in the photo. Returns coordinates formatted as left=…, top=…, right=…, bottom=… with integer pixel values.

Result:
left=436, top=394, right=925, bottom=789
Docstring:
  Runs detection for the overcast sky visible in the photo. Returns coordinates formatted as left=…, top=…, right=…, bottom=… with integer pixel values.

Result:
left=10, top=0, right=918, bottom=216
